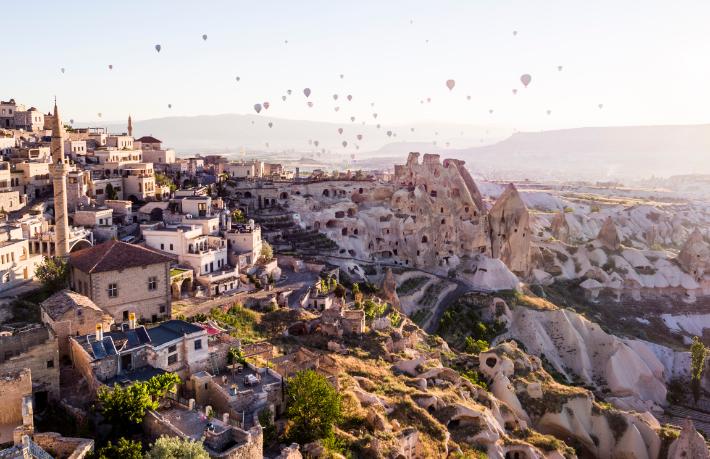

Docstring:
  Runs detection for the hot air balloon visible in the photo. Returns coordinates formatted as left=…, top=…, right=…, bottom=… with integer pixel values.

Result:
left=303, top=88, right=311, bottom=98
left=98, top=113, right=102, bottom=118
left=251, top=120, right=255, bottom=125
left=350, top=116, right=355, bottom=122
left=342, top=141, right=348, bottom=147
left=284, top=40, right=288, bottom=44
left=263, top=102, right=270, bottom=110
left=513, top=30, right=518, bottom=36
left=386, top=131, right=392, bottom=137
left=268, top=122, right=273, bottom=128
left=265, top=142, right=269, bottom=148
left=60, top=68, right=65, bottom=74
left=287, top=89, right=292, bottom=95
left=520, top=74, right=532, bottom=87
left=155, top=44, right=161, bottom=53
left=376, top=124, right=381, bottom=129
left=445, top=142, right=450, bottom=147
left=446, top=79, right=455, bottom=90
left=420, top=100, right=424, bottom=104
left=347, top=95, right=352, bottom=101
left=70, top=119, right=74, bottom=124
left=202, top=34, right=208, bottom=41
left=333, top=94, right=338, bottom=100
left=512, top=89, right=518, bottom=95
left=236, top=76, right=240, bottom=82
left=466, top=95, right=471, bottom=101
left=410, top=127, right=415, bottom=132
left=351, top=153, right=356, bottom=159
left=370, top=102, right=375, bottom=107
left=254, top=104, right=262, bottom=114
left=338, top=128, right=344, bottom=135
left=108, top=64, right=113, bottom=70
left=334, top=107, right=340, bottom=112
left=307, top=101, right=313, bottom=108
left=314, top=140, right=319, bottom=147
left=489, top=109, right=494, bottom=114
left=598, top=103, right=604, bottom=109
left=558, top=65, right=563, bottom=72
left=434, top=131, right=439, bottom=136
left=356, top=134, right=363, bottom=141
left=372, top=113, right=377, bottom=119
left=546, top=110, right=551, bottom=115
left=427, top=98, right=431, bottom=103
left=168, top=104, right=172, bottom=109
left=282, top=96, right=287, bottom=101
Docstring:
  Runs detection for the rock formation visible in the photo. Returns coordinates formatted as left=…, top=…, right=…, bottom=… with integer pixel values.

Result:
left=550, top=211, right=571, bottom=243
left=597, top=216, right=622, bottom=251
left=677, top=228, right=710, bottom=281
left=381, top=267, right=402, bottom=312
left=488, top=183, right=531, bottom=275
left=668, top=419, right=710, bottom=459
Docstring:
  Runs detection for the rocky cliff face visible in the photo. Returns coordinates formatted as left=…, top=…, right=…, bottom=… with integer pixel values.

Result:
left=596, top=217, right=621, bottom=251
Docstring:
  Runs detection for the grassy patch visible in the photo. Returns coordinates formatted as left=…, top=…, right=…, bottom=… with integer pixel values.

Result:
left=396, top=276, right=429, bottom=296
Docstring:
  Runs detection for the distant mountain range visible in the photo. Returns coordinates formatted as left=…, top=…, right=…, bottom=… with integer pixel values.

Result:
left=104, top=114, right=710, bottom=181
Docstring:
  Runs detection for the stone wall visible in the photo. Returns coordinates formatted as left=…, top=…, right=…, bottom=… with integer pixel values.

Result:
left=0, top=326, right=60, bottom=400
left=68, top=337, right=103, bottom=394
left=0, top=368, right=32, bottom=443
left=32, top=432, right=94, bottom=459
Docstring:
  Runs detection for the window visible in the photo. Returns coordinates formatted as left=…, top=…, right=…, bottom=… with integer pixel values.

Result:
left=168, top=354, right=177, bottom=365
left=123, top=310, right=129, bottom=320
left=46, top=359, right=54, bottom=368
left=159, top=305, right=166, bottom=313
left=108, top=283, right=118, bottom=298
left=194, top=339, right=202, bottom=350
left=168, top=344, right=177, bottom=353
left=148, top=276, right=157, bottom=291
left=169, top=243, right=173, bottom=251
left=160, top=243, right=164, bottom=250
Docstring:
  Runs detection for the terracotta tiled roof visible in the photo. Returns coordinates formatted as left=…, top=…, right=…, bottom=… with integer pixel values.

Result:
left=40, top=289, right=104, bottom=321
left=69, top=239, right=172, bottom=274
left=135, top=135, right=162, bottom=144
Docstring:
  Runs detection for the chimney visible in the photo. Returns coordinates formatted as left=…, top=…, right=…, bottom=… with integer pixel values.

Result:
left=95, top=323, right=103, bottom=341
left=128, top=312, right=136, bottom=330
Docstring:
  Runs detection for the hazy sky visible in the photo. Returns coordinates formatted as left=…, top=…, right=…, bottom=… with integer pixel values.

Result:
left=3, top=0, right=710, bottom=131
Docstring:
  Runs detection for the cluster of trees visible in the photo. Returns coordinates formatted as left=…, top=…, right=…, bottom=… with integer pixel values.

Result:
left=690, top=336, right=708, bottom=402
left=95, top=436, right=209, bottom=459
left=35, top=256, right=69, bottom=293
left=97, top=373, right=180, bottom=427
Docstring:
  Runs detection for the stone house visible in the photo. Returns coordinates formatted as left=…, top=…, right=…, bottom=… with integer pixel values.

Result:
left=69, top=240, right=173, bottom=323
left=40, top=289, right=114, bottom=358
left=0, top=324, right=60, bottom=408
left=0, top=368, right=32, bottom=444
left=69, top=319, right=209, bottom=392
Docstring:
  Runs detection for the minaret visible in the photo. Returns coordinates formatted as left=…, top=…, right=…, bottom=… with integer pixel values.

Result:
left=127, top=114, right=133, bottom=137
left=49, top=102, right=70, bottom=257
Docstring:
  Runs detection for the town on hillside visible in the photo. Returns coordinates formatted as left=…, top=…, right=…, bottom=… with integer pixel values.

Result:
left=1, top=98, right=709, bottom=459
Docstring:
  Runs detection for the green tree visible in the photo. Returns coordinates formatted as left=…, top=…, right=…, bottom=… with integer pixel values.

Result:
left=363, top=299, right=386, bottom=321
left=145, top=436, right=209, bottom=459
left=144, top=372, right=180, bottom=400
left=231, top=209, right=247, bottom=223
left=95, top=437, right=142, bottom=459
left=333, top=283, right=346, bottom=299
left=286, top=370, right=342, bottom=444
left=97, top=382, right=157, bottom=425
left=35, top=256, right=69, bottom=293
left=259, top=241, right=273, bottom=263
left=258, top=408, right=278, bottom=448
left=105, top=183, right=118, bottom=200
left=690, top=336, right=707, bottom=403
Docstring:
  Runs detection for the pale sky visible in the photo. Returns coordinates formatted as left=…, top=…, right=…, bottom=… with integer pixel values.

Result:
left=3, top=0, right=710, bottom=131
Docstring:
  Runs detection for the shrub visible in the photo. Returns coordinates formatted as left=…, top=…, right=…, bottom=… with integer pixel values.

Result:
left=286, top=370, right=341, bottom=444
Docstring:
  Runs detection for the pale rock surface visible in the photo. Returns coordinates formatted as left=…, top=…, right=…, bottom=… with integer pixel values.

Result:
left=668, top=419, right=710, bottom=459
left=488, top=183, right=532, bottom=275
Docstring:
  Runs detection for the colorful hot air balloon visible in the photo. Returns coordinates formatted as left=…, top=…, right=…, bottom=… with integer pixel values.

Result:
left=376, top=124, right=381, bottom=129
left=287, top=89, right=292, bottom=95
left=282, top=96, right=287, bottom=101
left=598, top=103, right=604, bottom=109
left=347, top=95, right=352, bottom=101
left=307, top=101, right=313, bottom=108
left=372, top=113, right=377, bottom=119
left=512, top=89, right=518, bottom=95
left=254, top=104, right=262, bottom=114
left=268, top=122, right=273, bottom=128
left=168, top=104, right=172, bottom=109
left=489, top=109, right=494, bottom=114
left=314, top=140, right=319, bottom=147
left=155, top=44, right=161, bottom=53
left=70, top=119, right=74, bottom=124
left=513, top=30, right=518, bottom=36
left=333, top=94, right=338, bottom=100
left=350, top=116, right=355, bottom=122
left=334, top=106, right=340, bottom=112
left=446, top=79, right=456, bottom=90
left=520, top=74, right=532, bottom=87
left=98, top=113, right=102, bottom=118
left=356, top=134, right=363, bottom=141
left=236, top=76, right=240, bottom=82
left=546, top=110, right=551, bottom=115
left=303, top=88, right=311, bottom=98
left=60, top=68, right=65, bottom=74
left=386, top=130, right=392, bottom=137
left=558, top=65, right=563, bottom=72
left=263, top=102, right=270, bottom=110
left=338, top=128, right=344, bottom=134
left=108, top=64, right=113, bottom=70
left=202, top=34, right=208, bottom=41
left=466, top=95, right=471, bottom=101
left=342, top=141, right=348, bottom=147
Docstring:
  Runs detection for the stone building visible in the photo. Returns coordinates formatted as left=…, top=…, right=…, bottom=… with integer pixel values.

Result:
left=0, top=324, right=60, bottom=407
left=69, top=240, right=173, bottom=323
left=69, top=319, right=209, bottom=392
left=0, top=368, right=32, bottom=444
left=40, top=289, right=114, bottom=358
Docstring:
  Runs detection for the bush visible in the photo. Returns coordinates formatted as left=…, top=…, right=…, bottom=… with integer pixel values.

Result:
left=95, top=438, right=142, bottom=459
left=286, top=370, right=342, bottom=444
left=145, top=436, right=209, bottom=459
left=464, top=337, right=489, bottom=354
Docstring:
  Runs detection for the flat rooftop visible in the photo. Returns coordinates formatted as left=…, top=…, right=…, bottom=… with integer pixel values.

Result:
left=158, top=407, right=231, bottom=441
